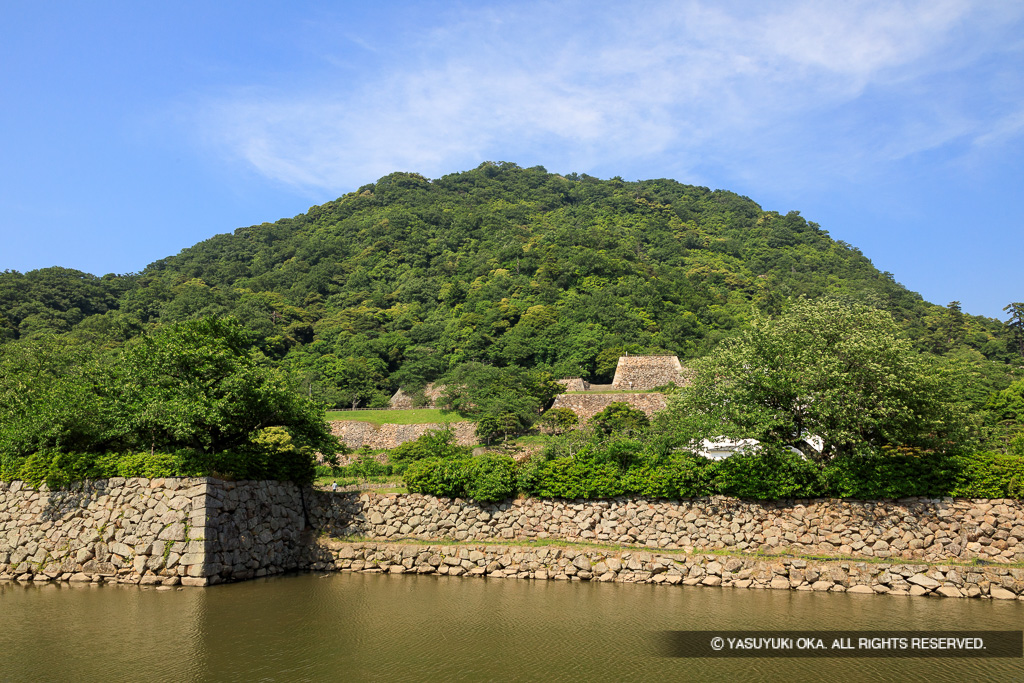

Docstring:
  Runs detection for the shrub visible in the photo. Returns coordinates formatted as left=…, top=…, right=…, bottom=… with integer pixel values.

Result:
left=390, top=426, right=469, bottom=465
left=591, top=402, right=650, bottom=436
left=714, top=445, right=824, bottom=499
left=821, top=447, right=960, bottom=499
left=464, top=454, right=517, bottom=502
left=403, top=457, right=470, bottom=498
left=951, top=451, right=1024, bottom=498
left=623, top=451, right=717, bottom=499
left=522, top=455, right=624, bottom=499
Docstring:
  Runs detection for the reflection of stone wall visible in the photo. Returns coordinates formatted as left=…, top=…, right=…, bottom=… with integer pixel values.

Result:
left=611, top=356, right=689, bottom=390
left=549, top=393, right=668, bottom=422
left=331, top=420, right=476, bottom=450
left=389, top=383, right=446, bottom=409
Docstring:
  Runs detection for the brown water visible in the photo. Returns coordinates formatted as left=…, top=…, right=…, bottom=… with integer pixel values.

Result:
left=1, top=573, right=1022, bottom=682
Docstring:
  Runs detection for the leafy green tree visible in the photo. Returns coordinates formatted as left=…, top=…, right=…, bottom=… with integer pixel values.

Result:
left=118, top=317, right=337, bottom=459
left=590, top=402, right=650, bottom=436
left=1, top=317, right=336, bottom=485
left=537, top=407, right=579, bottom=435
left=667, top=298, right=973, bottom=460
left=440, top=362, right=563, bottom=443
left=1005, top=303, right=1024, bottom=360
left=315, top=354, right=388, bottom=409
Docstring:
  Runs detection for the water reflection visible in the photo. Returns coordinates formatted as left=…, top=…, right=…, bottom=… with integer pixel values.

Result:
left=1, top=574, right=1022, bottom=682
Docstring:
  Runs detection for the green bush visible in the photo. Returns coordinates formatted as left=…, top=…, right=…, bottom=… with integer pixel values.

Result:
left=821, top=447, right=960, bottom=499
left=464, top=454, right=517, bottom=502
left=715, top=446, right=824, bottom=499
left=403, top=454, right=517, bottom=502
left=390, top=427, right=470, bottom=465
left=404, top=457, right=471, bottom=498
left=522, top=455, right=624, bottom=499
left=623, top=452, right=717, bottom=499
left=951, top=451, right=1024, bottom=498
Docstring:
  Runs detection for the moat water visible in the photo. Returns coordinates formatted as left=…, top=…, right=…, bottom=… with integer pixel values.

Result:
left=1, top=573, right=1022, bottom=682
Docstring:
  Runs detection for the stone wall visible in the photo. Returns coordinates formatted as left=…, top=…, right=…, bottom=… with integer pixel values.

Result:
left=307, top=540, right=1024, bottom=600
left=611, top=355, right=689, bottom=390
left=0, top=478, right=308, bottom=587
left=201, top=480, right=308, bottom=582
left=388, top=383, right=446, bottom=409
left=7, top=479, right=1024, bottom=601
left=548, top=392, right=668, bottom=422
left=306, top=492, right=1024, bottom=565
left=556, top=378, right=588, bottom=392
left=330, top=420, right=476, bottom=450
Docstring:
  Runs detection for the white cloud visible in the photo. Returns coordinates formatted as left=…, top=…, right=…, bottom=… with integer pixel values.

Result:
left=196, top=0, right=1024, bottom=192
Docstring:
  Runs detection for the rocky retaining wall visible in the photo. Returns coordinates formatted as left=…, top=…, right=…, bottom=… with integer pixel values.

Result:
left=0, top=478, right=308, bottom=587
left=308, top=492, right=1024, bottom=564
left=307, top=541, right=1024, bottom=600
left=548, top=392, right=668, bottom=422
left=330, top=420, right=476, bottom=450
left=611, top=355, right=689, bottom=390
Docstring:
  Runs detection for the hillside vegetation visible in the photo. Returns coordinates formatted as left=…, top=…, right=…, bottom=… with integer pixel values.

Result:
left=1, top=162, right=1022, bottom=488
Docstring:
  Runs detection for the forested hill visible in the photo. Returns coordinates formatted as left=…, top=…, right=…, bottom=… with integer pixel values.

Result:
left=0, top=162, right=1015, bottom=407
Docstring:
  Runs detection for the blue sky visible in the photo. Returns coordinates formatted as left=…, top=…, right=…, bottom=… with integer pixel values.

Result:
left=2, top=1, right=1022, bottom=320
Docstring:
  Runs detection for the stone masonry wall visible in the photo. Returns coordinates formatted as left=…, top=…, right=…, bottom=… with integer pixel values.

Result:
left=556, top=378, right=588, bottom=392
left=8, top=478, right=1024, bottom=601
left=549, top=392, right=668, bottom=422
left=330, top=420, right=476, bottom=450
left=388, top=383, right=446, bottom=409
left=307, top=492, right=1024, bottom=565
left=308, top=541, right=1024, bottom=600
left=0, top=478, right=308, bottom=587
left=611, top=355, right=689, bottom=390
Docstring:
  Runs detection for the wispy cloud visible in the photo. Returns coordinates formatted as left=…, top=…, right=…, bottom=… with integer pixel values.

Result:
left=195, top=0, right=1024, bottom=192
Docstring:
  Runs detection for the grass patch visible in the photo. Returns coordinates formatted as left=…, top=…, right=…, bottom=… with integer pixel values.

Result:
left=513, top=434, right=553, bottom=447
left=325, top=409, right=466, bottom=426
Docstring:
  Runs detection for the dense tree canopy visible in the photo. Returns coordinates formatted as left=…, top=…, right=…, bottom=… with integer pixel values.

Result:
left=0, top=318, right=336, bottom=485
left=1, top=163, right=1016, bottom=410
left=664, top=299, right=976, bottom=460
left=1, top=163, right=1021, bottom=488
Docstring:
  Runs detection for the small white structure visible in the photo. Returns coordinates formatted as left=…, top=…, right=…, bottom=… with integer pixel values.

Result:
left=697, top=437, right=760, bottom=460
left=696, top=436, right=820, bottom=460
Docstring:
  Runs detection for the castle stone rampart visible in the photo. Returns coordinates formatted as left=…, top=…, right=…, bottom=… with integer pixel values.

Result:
left=330, top=420, right=476, bottom=450
left=549, top=392, right=668, bottom=422
left=610, top=355, right=689, bottom=391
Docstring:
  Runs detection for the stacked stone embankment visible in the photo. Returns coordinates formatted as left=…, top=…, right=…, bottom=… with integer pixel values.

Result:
left=308, top=492, right=1024, bottom=564
left=388, top=383, right=446, bottom=409
left=548, top=392, right=668, bottom=422
left=610, top=355, right=689, bottom=391
left=0, top=478, right=307, bottom=587
left=7, top=478, right=1024, bottom=600
left=330, top=420, right=476, bottom=450
left=308, top=541, right=1024, bottom=599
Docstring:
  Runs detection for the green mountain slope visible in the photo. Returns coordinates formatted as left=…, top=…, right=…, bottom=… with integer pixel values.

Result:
left=0, top=162, right=1015, bottom=407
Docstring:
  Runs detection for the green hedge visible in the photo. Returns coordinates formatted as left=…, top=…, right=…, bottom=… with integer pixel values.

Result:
left=7, top=447, right=316, bottom=488
left=404, top=454, right=517, bottom=502
left=403, top=446, right=1024, bottom=502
